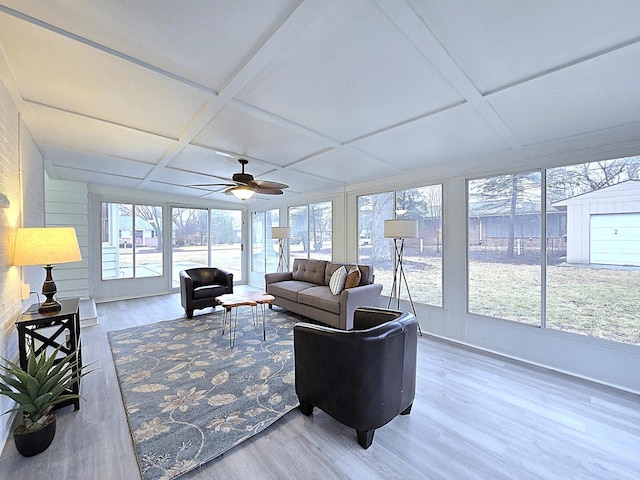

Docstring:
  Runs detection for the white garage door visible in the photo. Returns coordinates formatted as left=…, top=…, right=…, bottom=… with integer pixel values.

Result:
left=590, top=213, right=640, bottom=266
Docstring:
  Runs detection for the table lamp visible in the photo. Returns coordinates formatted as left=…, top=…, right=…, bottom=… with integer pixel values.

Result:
left=13, top=227, right=82, bottom=313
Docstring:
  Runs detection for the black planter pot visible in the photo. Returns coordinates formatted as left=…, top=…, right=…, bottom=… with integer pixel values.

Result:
left=14, top=415, right=57, bottom=457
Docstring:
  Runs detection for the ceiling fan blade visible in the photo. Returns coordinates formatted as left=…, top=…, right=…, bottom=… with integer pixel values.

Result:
left=192, top=182, right=235, bottom=187
left=254, top=187, right=284, bottom=195
left=204, top=174, right=235, bottom=182
left=188, top=160, right=288, bottom=196
left=250, top=179, right=289, bottom=190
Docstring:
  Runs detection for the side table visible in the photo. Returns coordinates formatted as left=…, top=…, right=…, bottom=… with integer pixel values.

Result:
left=15, top=297, right=82, bottom=410
left=215, top=294, right=257, bottom=349
left=215, top=293, right=276, bottom=348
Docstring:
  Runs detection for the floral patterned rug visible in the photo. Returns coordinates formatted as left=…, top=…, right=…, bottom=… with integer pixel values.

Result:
left=108, top=308, right=299, bottom=480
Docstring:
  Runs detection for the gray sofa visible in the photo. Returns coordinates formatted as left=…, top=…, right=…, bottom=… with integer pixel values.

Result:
left=265, top=258, right=383, bottom=330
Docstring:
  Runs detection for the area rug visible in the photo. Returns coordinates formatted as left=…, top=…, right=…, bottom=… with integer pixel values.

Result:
left=108, top=309, right=299, bottom=480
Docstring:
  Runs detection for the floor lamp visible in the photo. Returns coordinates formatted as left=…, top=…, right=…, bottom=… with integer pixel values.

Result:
left=271, top=226, right=291, bottom=272
left=384, top=219, right=422, bottom=335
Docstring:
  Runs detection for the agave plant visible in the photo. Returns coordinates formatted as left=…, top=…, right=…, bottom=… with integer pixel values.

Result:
left=0, top=345, right=88, bottom=433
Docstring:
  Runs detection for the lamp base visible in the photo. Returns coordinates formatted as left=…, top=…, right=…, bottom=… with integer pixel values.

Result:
left=38, top=299, right=62, bottom=314
left=387, top=237, right=422, bottom=336
left=39, top=264, right=61, bottom=313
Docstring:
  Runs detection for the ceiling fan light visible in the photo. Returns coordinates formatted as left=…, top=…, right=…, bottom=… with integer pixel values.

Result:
left=230, top=186, right=256, bottom=201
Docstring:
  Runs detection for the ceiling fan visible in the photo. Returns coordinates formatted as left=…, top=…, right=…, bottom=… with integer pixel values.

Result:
left=194, top=159, right=289, bottom=200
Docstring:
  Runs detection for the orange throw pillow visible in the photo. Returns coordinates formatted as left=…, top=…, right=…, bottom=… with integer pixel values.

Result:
left=344, top=266, right=361, bottom=289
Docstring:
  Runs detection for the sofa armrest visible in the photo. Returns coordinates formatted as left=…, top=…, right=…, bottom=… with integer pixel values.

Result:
left=338, top=283, right=384, bottom=330
left=179, top=270, right=193, bottom=309
left=213, top=268, right=234, bottom=291
left=353, top=307, right=407, bottom=330
left=265, top=271, right=293, bottom=289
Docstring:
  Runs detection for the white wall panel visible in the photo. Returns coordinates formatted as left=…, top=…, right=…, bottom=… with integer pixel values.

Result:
left=0, top=78, right=45, bottom=452
left=45, top=177, right=90, bottom=299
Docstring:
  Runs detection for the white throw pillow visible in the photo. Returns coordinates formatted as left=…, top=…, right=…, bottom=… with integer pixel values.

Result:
left=329, top=265, right=348, bottom=295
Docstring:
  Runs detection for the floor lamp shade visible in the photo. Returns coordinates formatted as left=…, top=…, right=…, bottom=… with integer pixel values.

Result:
left=384, top=219, right=418, bottom=239
left=271, top=226, right=291, bottom=239
left=13, top=227, right=82, bottom=313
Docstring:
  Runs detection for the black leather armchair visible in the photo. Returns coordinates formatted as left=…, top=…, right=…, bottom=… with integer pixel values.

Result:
left=180, top=267, right=233, bottom=319
left=294, top=307, right=418, bottom=448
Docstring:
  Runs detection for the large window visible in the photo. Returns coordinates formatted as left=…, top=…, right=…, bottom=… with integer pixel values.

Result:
left=210, top=209, right=242, bottom=280
left=467, top=156, right=640, bottom=345
left=358, top=192, right=393, bottom=284
left=358, top=186, right=443, bottom=307
left=289, top=201, right=332, bottom=263
left=467, top=172, right=542, bottom=324
left=101, top=203, right=163, bottom=280
left=252, top=211, right=265, bottom=273
left=545, top=157, right=640, bottom=345
left=266, top=210, right=280, bottom=272
left=251, top=209, right=279, bottom=273
left=171, top=207, right=209, bottom=287
left=170, top=207, right=243, bottom=288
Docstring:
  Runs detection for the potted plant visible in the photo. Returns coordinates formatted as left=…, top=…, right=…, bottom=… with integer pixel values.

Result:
left=0, top=345, right=89, bottom=456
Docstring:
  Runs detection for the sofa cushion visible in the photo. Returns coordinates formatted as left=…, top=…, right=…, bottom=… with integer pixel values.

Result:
left=193, top=285, right=226, bottom=300
left=292, top=259, right=327, bottom=285
left=344, top=266, right=361, bottom=289
left=298, top=286, right=341, bottom=314
left=325, top=262, right=373, bottom=286
left=268, top=280, right=317, bottom=303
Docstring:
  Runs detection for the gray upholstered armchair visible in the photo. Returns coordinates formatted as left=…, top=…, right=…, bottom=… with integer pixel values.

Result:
left=294, top=307, right=418, bottom=448
left=180, top=267, right=233, bottom=318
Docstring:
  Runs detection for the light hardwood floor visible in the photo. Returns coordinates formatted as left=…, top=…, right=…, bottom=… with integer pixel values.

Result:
left=1, top=291, right=639, bottom=479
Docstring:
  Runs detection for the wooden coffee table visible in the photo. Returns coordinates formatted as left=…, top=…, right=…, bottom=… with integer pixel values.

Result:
left=245, top=292, right=275, bottom=341
left=215, top=293, right=275, bottom=348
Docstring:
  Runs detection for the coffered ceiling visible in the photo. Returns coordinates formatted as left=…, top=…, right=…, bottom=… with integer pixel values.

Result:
left=0, top=0, right=639, bottom=203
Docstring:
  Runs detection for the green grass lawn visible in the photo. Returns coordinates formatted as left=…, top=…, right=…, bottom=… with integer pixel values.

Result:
left=546, top=265, right=640, bottom=345
left=376, top=256, right=640, bottom=346
left=469, top=261, right=640, bottom=345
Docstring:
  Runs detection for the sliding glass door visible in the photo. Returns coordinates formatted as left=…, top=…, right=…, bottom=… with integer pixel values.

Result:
left=171, top=208, right=209, bottom=288
left=171, top=207, right=243, bottom=288
left=210, top=209, right=242, bottom=282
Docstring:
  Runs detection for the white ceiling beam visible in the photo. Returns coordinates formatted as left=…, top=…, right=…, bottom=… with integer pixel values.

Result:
left=0, top=4, right=216, bottom=96
left=137, top=0, right=342, bottom=188
left=484, top=35, right=640, bottom=97
left=231, top=99, right=343, bottom=149
left=23, top=99, right=180, bottom=142
left=375, top=0, right=523, bottom=150
left=375, top=0, right=482, bottom=102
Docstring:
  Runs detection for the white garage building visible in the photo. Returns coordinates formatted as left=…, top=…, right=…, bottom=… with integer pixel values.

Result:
left=553, top=180, right=640, bottom=266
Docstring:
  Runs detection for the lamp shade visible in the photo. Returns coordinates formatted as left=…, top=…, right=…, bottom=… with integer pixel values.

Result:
left=13, top=227, right=82, bottom=266
left=384, top=219, right=418, bottom=239
left=271, top=226, right=292, bottom=239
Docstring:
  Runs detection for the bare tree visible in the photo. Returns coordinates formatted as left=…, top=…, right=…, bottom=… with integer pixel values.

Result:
left=396, top=186, right=442, bottom=252
left=359, top=192, right=393, bottom=262
left=135, top=205, right=163, bottom=251
left=548, top=156, right=640, bottom=204
left=473, top=172, right=541, bottom=257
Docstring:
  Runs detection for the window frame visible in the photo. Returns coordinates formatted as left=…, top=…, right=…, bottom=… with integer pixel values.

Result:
left=100, top=202, right=164, bottom=281
left=357, top=184, right=443, bottom=308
